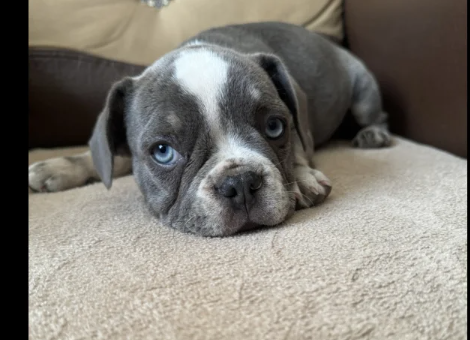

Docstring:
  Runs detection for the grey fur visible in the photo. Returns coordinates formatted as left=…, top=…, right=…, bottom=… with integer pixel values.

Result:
left=28, top=22, right=391, bottom=237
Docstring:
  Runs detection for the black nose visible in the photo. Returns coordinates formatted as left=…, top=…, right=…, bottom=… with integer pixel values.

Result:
left=217, top=171, right=263, bottom=209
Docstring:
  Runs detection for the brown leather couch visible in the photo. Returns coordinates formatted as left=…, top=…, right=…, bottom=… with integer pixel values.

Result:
left=344, top=0, right=467, bottom=158
left=29, top=0, right=467, bottom=158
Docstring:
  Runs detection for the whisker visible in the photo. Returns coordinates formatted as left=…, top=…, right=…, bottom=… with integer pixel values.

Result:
left=284, top=190, right=314, bottom=205
left=272, top=157, right=289, bottom=168
left=283, top=178, right=317, bottom=187
left=185, top=216, right=196, bottom=225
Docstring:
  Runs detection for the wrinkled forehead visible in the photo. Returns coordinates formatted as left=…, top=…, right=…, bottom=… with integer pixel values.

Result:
left=171, top=46, right=266, bottom=128
left=133, top=46, right=277, bottom=130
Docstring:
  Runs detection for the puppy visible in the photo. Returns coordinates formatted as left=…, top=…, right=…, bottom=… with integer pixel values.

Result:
left=28, top=22, right=391, bottom=237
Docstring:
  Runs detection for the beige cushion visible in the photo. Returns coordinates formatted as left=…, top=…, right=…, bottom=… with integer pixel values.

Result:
left=29, top=0, right=343, bottom=65
left=29, top=137, right=467, bottom=339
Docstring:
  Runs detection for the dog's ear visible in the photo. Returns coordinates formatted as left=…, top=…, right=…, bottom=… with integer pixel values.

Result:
left=250, top=53, right=313, bottom=156
left=89, top=77, right=133, bottom=189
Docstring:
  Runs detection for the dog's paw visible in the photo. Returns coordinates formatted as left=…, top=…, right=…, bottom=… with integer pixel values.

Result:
left=28, top=157, right=92, bottom=193
left=292, top=166, right=332, bottom=209
left=352, top=125, right=392, bottom=148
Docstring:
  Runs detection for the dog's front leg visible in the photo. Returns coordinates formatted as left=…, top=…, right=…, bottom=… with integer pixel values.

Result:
left=292, top=164, right=332, bottom=209
left=290, top=134, right=332, bottom=209
left=28, top=151, right=132, bottom=192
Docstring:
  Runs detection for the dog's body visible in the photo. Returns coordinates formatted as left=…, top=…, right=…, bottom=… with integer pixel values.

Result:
left=29, top=22, right=391, bottom=236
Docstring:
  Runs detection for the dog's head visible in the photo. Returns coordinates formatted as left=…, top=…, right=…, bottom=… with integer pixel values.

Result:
left=89, top=44, right=313, bottom=236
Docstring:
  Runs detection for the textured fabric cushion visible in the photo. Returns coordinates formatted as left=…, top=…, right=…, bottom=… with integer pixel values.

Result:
left=28, top=0, right=343, bottom=65
left=29, top=137, right=467, bottom=339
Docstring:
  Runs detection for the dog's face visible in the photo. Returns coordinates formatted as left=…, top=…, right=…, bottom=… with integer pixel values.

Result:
left=90, top=45, right=311, bottom=236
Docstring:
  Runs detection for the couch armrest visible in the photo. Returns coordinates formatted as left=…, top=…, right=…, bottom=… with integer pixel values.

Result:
left=29, top=48, right=146, bottom=149
left=344, top=0, right=467, bottom=158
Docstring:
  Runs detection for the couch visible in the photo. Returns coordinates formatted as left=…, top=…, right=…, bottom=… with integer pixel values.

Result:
left=29, top=0, right=467, bottom=339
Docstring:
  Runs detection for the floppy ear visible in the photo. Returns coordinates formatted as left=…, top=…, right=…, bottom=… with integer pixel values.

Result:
left=251, top=53, right=314, bottom=157
left=89, top=77, right=133, bottom=189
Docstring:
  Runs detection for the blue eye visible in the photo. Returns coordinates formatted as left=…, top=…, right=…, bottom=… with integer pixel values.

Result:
left=265, top=117, right=285, bottom=139
left=151, top=144, right=179, bottom=165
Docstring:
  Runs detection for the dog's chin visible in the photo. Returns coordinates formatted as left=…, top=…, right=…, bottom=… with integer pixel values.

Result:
left=203, top=220, right=264, bottom=237
left=239, top=221, right=262, bottom=232
left=165, top=213, right=283, bottom=237
left=160, top=192, right=296, bottom=237
left=197, top=206, right=294, bottom=237
left=165, top=210, right=292, bottom=237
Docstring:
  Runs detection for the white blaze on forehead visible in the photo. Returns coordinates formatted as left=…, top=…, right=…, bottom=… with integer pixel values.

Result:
left=173, top=49, right=228, bottom=130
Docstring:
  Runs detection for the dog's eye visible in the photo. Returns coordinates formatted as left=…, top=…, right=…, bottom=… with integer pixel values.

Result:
left=151, top=144, right=180, bottom=165
left=265, top=117, right=285, bottom=139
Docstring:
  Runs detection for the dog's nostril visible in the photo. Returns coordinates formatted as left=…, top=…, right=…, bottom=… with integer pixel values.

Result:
left=247, top=173, right=263, bottom=192
left=217, top=180, right=238, bottom=198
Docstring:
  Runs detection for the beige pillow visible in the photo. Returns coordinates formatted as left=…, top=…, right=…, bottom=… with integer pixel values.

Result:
left=29, top=0, right=343, bottom=65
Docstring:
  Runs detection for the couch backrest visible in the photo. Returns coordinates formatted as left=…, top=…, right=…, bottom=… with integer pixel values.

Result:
left=344, top=0, right=467, bottom=158
left=29, top=0, right=343, bottom=149
left=29, top=0, right=343, bottom=66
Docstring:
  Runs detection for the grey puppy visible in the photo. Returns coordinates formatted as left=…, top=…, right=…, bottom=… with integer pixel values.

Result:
left=29, top=22, right=391, bottom=237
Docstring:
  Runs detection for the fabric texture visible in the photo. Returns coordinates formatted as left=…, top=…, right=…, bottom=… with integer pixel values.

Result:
left=28, top=0, right=343, bottom=65
left=29, top=137, right=467, bottom=340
